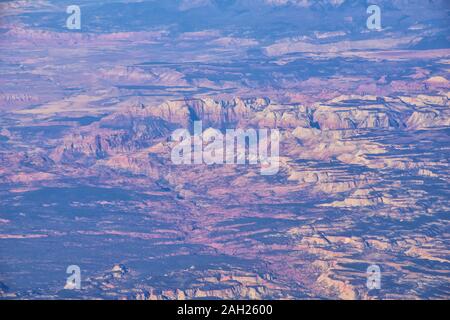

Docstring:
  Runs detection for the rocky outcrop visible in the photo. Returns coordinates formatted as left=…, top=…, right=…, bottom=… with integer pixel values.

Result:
left=129, top=97, right=271, bottom=128
left=52, top=116, right=174, bottom=162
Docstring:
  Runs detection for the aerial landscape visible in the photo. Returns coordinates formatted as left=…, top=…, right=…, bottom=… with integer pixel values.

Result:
left=0, top=0, right=449, bottom=300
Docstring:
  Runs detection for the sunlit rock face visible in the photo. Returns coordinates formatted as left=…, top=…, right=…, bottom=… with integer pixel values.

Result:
left=0, top=0, right=449, bottom=300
